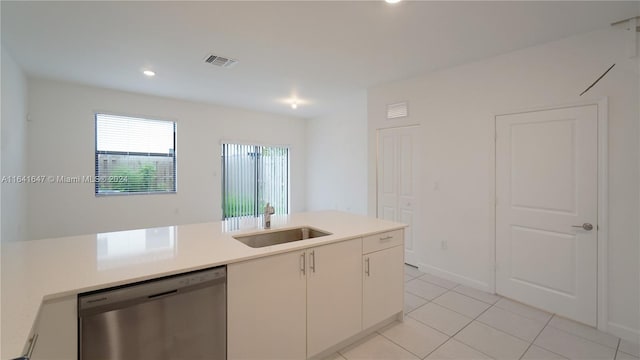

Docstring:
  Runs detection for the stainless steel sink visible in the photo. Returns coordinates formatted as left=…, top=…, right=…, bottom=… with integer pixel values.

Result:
left=233, top=227, right=332, bottom=248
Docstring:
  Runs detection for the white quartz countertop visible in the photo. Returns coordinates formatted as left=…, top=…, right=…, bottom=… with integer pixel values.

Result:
left=0, top=211, right=405, bottom=358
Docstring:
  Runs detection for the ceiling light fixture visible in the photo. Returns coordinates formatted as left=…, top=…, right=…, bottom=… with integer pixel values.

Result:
left=143, top=70, right=156, bottom=77
left=385, top=0, right=402, bottom=3
left=280, top=96, right=307, bottom=109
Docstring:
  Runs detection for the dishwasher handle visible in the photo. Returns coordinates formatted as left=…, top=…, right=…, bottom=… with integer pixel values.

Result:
left=147, top=289, right=178, bottom=299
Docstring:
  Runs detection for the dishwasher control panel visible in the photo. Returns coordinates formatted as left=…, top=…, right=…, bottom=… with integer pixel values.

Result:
left=177, top=267, right=226, bottom=286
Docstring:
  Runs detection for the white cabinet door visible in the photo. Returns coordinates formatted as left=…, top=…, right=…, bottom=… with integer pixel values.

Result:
left=307, top=239, right=362, bottom=358
left=227, top=250, right=307, bottom=360
left=363, top=245, right=404, bottom=329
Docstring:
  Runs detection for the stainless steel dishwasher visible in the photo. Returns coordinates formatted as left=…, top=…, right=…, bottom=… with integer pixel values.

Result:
left=78, top=266, right=226, bottom=360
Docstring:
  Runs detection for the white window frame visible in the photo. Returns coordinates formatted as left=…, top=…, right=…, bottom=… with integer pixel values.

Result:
left=94, top=113, right=177, bottom=196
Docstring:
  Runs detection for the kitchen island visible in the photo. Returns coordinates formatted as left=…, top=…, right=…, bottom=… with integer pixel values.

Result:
left=1, top=211, right=406, bottom=359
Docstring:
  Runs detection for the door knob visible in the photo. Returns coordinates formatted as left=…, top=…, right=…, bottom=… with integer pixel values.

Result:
left=572, top=223, right=594, bottom=231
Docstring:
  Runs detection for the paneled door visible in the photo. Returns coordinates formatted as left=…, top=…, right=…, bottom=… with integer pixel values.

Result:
left=496, top=105, right=598, bottom=326
left=377, top=126, right=420, bottom=266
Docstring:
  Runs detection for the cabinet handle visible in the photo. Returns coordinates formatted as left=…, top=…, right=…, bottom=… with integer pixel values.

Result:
left=380, top=236, right=393, bottom=241
left=310, top=250, right=316, bottom=273
left=300, top=253, right=306, bottom=275
left=365, top=257, right=370, bottom=277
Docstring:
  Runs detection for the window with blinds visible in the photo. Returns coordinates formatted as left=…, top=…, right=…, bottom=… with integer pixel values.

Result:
left=222, top=143, right=289, bottom=219
left=95, top=114, right=176, bottom=195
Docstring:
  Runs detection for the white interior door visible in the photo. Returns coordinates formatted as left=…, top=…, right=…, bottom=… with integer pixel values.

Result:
left=496, top=105, right=598, bottom=326
left=377, top=126, right=420, bottom=266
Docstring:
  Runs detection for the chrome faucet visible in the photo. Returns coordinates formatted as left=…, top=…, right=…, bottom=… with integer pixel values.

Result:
left=264, top=202, right=275, bottom=229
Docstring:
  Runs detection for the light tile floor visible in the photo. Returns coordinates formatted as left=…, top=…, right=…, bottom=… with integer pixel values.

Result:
left=326, top=265, right=639, bottom=360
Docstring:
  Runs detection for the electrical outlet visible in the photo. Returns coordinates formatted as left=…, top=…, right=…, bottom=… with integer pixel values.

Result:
left=440, top=240, right=448, bottom=250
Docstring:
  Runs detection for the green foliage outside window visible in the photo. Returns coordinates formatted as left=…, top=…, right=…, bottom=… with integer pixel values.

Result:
left=99, top=163, right=171, bottom=193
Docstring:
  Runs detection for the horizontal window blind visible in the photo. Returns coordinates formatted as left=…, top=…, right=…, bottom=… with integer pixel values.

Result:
left=95, top=114, right=176, bottom=195
left=222, top=143, right=289, bottom=219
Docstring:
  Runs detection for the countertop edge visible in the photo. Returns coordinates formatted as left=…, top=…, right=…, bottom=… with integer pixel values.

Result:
left=1, top=211, right=406, bottom=358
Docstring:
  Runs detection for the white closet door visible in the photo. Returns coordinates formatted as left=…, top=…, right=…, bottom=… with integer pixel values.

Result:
left=377, top=126, right=420, bottom=266
left=496, top=105, right=598, bottom=326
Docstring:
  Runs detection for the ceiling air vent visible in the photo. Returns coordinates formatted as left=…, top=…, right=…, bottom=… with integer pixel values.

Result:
left=387, top=102, right=408, bottom=119
left=204, top=53, right=238, bottom=68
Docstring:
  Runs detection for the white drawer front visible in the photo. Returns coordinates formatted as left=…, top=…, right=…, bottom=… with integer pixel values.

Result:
left=363, top=230, right=403, bottom=254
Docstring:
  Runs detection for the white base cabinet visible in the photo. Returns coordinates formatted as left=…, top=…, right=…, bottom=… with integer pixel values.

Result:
left=363, top=245, right=404, bottom=329
left=227, top=250, right=307, bottom=359
left=228, top=238, right=362, bottom=359
left=307, top=239, right=362, bottom=357
left=362, top=230, right=405, bottom=329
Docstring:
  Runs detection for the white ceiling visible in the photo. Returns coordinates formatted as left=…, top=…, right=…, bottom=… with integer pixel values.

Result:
left=1, top=1, right=637, bottom=118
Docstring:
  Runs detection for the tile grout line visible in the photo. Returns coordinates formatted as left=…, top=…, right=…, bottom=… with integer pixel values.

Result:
left=420, top=338, right=452, bottom=360
left=408, top=273, right=624, bottom=360
left=405, top=288, right=443, bottom=303
left=388, top=272, right=451, bottom=359
left=395, top=313, right=452, bottom=340
left=545, top=320, right=621, bottom=352
left=375, top=330, right=432, bottom=360
left=491, top=301, right=618, bottom=358
left=403, top=277, right=474, bottom=360
left=428, top=289, right=494, bottom=320
left=423, top=300, right=502, bottom=359
left=406, top=278, right=450, bottom=297
left=472, top=303, right=550, bottom=344
left=617, top=340, right=640, bottom=358
left=355, top=271, right=624, bottom=360
left=434, top=298, right=501, bottom=360
left=613, top=338, right=621, bottom=360
left=412, top=276, right=452, bottom=289
left=450, top=285, right=503, bottom=305
left=414, top=275, right=458, bottom=290
left=517, top=314, right=557, bottom=360
left=406, top=273, right=581, bottom=360
left=409, top=279, right=557, bottom=359
left=493, top=299, right=552, bottom=323
left=406, top=288, right=499, bottom=337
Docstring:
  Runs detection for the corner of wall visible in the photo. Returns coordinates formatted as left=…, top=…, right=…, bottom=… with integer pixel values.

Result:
left=306, top=93, right=368, bottom=215
left=1, top=46, right=29, bottom=242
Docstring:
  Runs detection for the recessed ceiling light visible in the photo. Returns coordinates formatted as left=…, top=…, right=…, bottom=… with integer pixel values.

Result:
left=143, top=70, right=156, bottom=77
left=280, top=96, right=308, bottom=109
left=385, top=0, right=402, bottom=3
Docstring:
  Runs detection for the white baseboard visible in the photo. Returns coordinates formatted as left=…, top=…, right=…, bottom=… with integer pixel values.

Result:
left=608, top=321, right=640, bottom=343
left=417, top=262, right=492, bottom=293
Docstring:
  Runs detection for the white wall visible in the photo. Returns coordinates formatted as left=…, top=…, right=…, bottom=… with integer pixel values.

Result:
left=26, top=78, right=307, bottom=239
left=307, top=92, right=368, bottom=215
left=1, top=47, right=28, bottom=243
left=368, top=28, right=639, bottom=340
